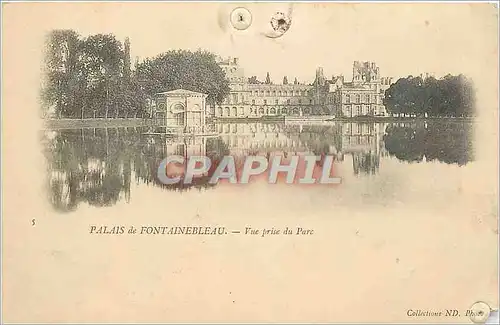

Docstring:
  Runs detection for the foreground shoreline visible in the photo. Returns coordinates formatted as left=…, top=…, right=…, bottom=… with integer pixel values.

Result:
left=43, top=116, right=476, bottom=130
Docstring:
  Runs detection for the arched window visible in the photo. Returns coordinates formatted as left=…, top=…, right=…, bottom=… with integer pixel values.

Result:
left=259, top=108, right=265, bottom=114
left=270, top=108, right=276, bottom=114
left=232, top=107, right=237, bottom=116
left=171, top=103, right=184, bottom=112
left=225, top=107, right=230, bottom=116
left=356, top=94, right=361, bottom=103
left=218, top=107, right=223, bottom=116
left=282, top=108, right=287, bottom=115
left=346, top=94, right=350, bottom=103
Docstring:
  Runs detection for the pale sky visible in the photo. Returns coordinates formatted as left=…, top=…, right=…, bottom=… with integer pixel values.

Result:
left=5, top=1, right=499, bottom=84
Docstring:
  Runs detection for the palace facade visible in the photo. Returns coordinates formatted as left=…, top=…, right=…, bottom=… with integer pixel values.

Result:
left=212, top=57, right=318, bottom=118
left=323, top=62, right=393, bottom=117
left=213, top=57, right=394, bottom=118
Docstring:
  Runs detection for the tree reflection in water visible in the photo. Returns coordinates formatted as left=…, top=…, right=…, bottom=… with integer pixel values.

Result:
left=43, top=121, right=474, bottom=212
left=44, top=127, right=234, bottom=212
left=383, top=122, right=473, bottom=166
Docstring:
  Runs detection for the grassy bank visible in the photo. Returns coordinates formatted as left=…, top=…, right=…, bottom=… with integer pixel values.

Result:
left=44, top=118, right=149, bottom=129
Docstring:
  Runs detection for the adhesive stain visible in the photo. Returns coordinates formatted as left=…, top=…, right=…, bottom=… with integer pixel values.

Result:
left=264, top=5, right=294, bottom=39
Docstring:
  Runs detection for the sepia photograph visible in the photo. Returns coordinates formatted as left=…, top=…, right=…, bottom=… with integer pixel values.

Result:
left=2, top=1, right=499, bottom=323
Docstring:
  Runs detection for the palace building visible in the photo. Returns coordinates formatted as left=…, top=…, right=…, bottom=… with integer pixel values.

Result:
left=213, top=57, right=317, bottom=118
left=213, top=57, right=393, bottom=119
left=323, top=62, right=393, bottom=117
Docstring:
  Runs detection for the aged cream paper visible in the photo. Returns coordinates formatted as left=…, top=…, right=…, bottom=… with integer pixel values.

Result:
left=2, top=1, right=499, bottom=323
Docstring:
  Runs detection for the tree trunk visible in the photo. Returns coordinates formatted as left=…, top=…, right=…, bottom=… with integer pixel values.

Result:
left=105, top=80, right=109, bottom=119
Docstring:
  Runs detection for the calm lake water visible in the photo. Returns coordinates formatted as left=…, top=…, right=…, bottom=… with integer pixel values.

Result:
left=28, top=120, right=497, bottom=323
left=42, top=121, right=476, bottom=213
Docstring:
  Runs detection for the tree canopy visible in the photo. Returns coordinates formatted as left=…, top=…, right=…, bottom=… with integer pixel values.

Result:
left=383, top=75, right=476, bottom=117
left=41, top=30, right=230, bottom=118
left=134, top=50, right=230, bottom=105
left=42, top=30, right=146, bottom=118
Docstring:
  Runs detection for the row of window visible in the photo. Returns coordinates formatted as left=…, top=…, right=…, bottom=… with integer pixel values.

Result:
left=252, top=99, right=313, bottom=105
left=353, top=74, right=379, bottom=81
left=249, top=89, right=311, bottom=97
left=343, top=105, right=376, bottom=116
left=217, top=107, right=309, bottom=116
left=328, top=93, right=382, bottom=104
left=224, top=98, right=314, bottom=105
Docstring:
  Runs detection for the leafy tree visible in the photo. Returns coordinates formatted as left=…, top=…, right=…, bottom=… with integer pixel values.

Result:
left=79, top=34, right=124, bottom=118
left=384, top=75, right=476, bottom=117
left=41, top=29, right=83, bottom=118
left=134, top=50, right=230, bottom=106
left=42, top=30, right=153, bottom=119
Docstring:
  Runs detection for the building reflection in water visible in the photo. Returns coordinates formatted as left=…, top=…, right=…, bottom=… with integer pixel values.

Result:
left=216, top=122, right=384, bottom=176
left=43, top=121, right=473, bottom=212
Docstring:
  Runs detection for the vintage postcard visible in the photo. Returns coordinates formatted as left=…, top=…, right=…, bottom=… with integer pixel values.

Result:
left=2, top=1, right=499, bottom=323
